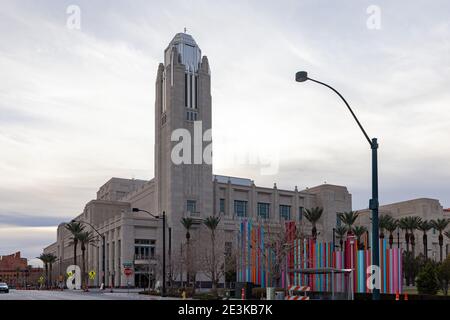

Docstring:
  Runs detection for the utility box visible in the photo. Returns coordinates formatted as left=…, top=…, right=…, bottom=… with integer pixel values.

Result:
left=266, top=287, right=275, bottom=300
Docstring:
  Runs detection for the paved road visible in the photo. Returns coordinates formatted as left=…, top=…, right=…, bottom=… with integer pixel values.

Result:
left=0, top=289, right=180, bottom=300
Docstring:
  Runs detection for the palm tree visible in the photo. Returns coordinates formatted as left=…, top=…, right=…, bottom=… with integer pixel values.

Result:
left=37, top=253, right=50, bottom=289
left=399, top=217, right=410, bottom=253
left=417, top=220, right=432, bottom=259
left=337, top=211, right=359, bottom=235
left=406, top=216, right=422, bottom=258
left=303, top=207, right=323, bottom=240
left=46, top=253, right=57, bottom=288
left=65, top=221, right=85, bottom=266
left=77, top=231, right=97, bottom=290
left=181, top=217, right=194, bottom=288
left=203, top=215, right=221, bottom=291
left=378, top=215, right=394, bottom=240
left=353, top=225, right=368, bottom=250
left=431, top=218, right=450, bottom=262
left=335, top=226, right=347, bottom=251
left=385, top=219, right=398, bottom=249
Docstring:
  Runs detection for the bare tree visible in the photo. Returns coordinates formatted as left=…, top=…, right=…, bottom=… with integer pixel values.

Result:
left=197, top=224, right=227, bottom=291
left=238, top=221, right=306, bottom=288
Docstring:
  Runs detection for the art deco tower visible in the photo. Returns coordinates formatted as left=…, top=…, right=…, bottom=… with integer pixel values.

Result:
left=154, top=33, right=213, bottom=237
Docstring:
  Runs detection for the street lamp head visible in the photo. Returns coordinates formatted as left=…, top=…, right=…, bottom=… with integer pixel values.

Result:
left=71, top=219, right=76, bottom=223
left=132, top=208, right=140, bottom=212
left=295, top=71, right=309, bottom=82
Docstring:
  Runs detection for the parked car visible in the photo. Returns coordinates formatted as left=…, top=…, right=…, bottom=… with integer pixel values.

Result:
left=0, top=283, right=9, bottom=293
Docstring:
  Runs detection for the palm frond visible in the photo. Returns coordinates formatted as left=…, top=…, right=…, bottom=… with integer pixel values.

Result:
left=181, top=217, right=194, bottom=230
left=303, top=207, right=323, bottom=224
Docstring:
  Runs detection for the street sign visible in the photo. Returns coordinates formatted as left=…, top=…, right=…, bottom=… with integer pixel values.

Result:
left=89, top=270, right=96, bottom=280
left=124, top=267, right=133, bottom=276
left=122, top=261, right=133, bottom=268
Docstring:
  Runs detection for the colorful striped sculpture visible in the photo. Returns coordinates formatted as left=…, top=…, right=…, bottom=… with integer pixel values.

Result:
left=237, top=220, right=402, bottom=294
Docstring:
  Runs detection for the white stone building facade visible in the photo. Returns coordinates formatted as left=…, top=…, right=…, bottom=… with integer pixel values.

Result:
left=43, top=33, right=353, bottom=288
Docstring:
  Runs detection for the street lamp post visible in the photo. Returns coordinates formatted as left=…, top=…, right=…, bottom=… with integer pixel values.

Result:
left=295, top=71, right=380, bottom=300
left=132, top=208, right=166, bottom=297
left=72, top=219, right=105, bottom=289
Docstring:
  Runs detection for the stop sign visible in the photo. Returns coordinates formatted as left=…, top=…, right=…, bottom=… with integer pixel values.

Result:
left=124, top=268, right=133, bottom=276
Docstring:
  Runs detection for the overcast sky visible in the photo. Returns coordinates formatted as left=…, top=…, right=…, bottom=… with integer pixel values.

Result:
left=1, top=0, right=450, bottom=264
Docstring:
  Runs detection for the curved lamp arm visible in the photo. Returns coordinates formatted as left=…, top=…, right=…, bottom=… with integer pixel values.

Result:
left=132, top=208, right=160, bottom=219
left=72, top=219, right=104, bottom=239
left=296, top=71, right=373, bottom=147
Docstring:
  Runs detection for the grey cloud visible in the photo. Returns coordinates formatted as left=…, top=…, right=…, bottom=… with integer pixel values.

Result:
left=0, top=213, right=67, bottom=227
left=0, top=0, right=450, bottom=261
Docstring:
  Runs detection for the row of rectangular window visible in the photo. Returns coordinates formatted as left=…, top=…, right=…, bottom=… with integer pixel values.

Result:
left=230, top=200, right=303, bottom=220
left=188, top=199, right=304, bottom=220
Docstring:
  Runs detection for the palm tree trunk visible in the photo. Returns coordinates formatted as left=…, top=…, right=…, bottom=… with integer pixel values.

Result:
left=389, top=234, right=393, bottom=249
left=82, top=248, right=86, bottom=290
left=405, top=233, right=410, bottom=253
left=186, top=236, right=190, bottom=289
left=45, top=263, right=49, bottom=289
left=73, top=241, right=77, bottom=266
left=49, top=263, right=53, bottom=289
left=423, top=234, right=427, bottom=259
left=211, top=231, right=216, bottom=291
left=439, top=234, right=443, bottom=262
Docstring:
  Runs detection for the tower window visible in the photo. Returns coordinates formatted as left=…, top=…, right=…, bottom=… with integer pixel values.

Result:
left=186, top=111, right=198, bottom=121
left=162, top=73, right=167, bottom=113
left=194, top=75, right=198, bottom=108
left=161, top=78, right=164, bottom=113
left=184, top=73, right=188, bottom=107
left=189, top=74, right=193, bottom=108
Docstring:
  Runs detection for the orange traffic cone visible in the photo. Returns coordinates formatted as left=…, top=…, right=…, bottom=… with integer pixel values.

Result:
left=395, top=291, right=399, bottom=300
left=404, top=293, right=408, bottom=300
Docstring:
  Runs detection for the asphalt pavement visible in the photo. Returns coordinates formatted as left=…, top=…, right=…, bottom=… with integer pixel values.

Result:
left=0, top=289, right=179, bottom=300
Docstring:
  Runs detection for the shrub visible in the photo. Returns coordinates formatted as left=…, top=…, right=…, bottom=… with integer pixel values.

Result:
left=193, top=291, right=220, bottom=300
left=416, top=262, right=440, bottom=295
left=139, top=289, right=159, bottom=295
left=252, top=288, right=266, bottom=299
left=438, top=256, right=450, bottom=296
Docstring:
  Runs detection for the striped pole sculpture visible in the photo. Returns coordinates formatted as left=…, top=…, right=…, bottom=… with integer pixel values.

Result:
left=237, top=220, right=402, bottom=294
